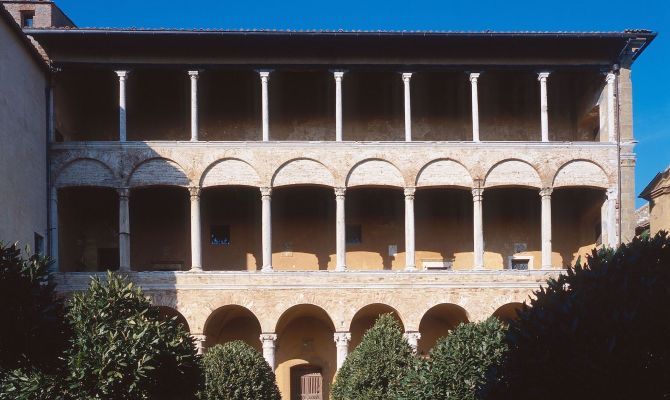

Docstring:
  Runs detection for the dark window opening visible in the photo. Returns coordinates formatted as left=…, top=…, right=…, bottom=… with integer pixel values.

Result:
left=346, top=224, right=362, bottom=245
left=20, top=11, right=35, bottom=28
left=510, top=259, right=529, bottom=270
left=211, top=225, right=231, bottom=245
left=33, top=233, right=44, bottom=255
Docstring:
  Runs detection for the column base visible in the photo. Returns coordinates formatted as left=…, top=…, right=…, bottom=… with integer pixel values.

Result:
left=404, top=266, right=417, bottom=272
left=261, top=266, right=273, bottom=272
left=472, top=265, right=485, bottom=271
left=541, top=265, right=554, bottom=270
left=335, top=265, right=347, bottom=272
left=189, top=266, right=203, bottom=272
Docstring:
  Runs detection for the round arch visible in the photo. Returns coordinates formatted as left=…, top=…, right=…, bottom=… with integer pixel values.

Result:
left=203, top=305, right=262, bottom=351
left=200, top=158, right=261, bottom=188
left=154, top=306, right=190, bottom=333
left=485, top=159, right=542, bottom=189
left=553, top=159, right=610, bottom=189
left=127, top=157, right=190, bottom=188
left=272, top=158, right=336, bottom=187
left=349, top=303, right=404, bottom=351
left=346, top=159, right=405, bottom=188
left=415, top=159, right=473, bottom=188
left=418, top=303, right=469, bottom=355
left=55, top=158, right=117, bottom=188
left=492, top=302, right=525, bottom=323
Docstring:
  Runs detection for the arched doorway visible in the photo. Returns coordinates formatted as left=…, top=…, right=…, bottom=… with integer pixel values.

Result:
left=418, top=303, right=469, bottom=355
left=349, top=303, right=404, bottom=351
left=275, top=304, right=336, bottom=400
left=203, top=305, right=262, bottom=352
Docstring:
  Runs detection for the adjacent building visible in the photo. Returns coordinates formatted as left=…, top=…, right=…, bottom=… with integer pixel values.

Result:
left=0, top=1, right=656, bottom=398
left=640, top=165, right=670, bottom=235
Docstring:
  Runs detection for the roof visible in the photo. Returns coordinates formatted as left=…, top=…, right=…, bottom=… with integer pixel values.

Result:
left=0, top=4, right=49, bottom=71
left=640, top=165, right=670, bottom=201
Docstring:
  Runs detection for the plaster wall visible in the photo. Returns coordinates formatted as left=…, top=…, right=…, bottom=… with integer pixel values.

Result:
left=650, top=195, right=670, bottom=235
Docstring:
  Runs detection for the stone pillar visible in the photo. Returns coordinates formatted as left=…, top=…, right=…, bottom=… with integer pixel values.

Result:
left=261, top=187, right=273, bottom=271
left=335, top=187, right=347, bottom=271
left=189, top=70, right=199, bottom=142
left=403, top=331, right=421, bottom=354
left=334, top=71, right=345, bottom=141
left=469, top=73, right=481, bottom=142
left=606, top=72, right=617, bottom=143
left=260, top=333, right=277, bottom=369
left=538, top=72, right=550, bottom=142
left=259, top=70, right=271, bottom=142
left=189, top=187, right=202, bottom=271
left=402, top=73, right=412, bottom=142
left=605, top=187, right=618, bottom=248
left=49, top=186, right=58, bottom=272
left=192, top=334, right=206, bottom=355
left=404, top=187, right=416, bottom=271
left=115, top=70, right=129, bottom=142
left=118, top=188, right=131, bottom=271
left=540, top=188, right=553, bottom=269
left=472, top=186, right=484, bottom=270
left=334, top=332, right=351, bottom=370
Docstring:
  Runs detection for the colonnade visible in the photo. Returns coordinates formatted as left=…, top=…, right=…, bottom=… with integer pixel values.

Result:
left=108, top=69, right=619, bottom=144
left=49, top=182, right=619, bottom=272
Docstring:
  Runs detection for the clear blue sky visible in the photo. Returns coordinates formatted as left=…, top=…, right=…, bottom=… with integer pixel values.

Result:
left=57, top=0, right=669, bottom=206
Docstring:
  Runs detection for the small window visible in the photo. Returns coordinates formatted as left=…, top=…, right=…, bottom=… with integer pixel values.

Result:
left=210, top=225, right=231, bottom=245
left=346, top=225, right=362, bottom=245
left=33, top=233, right=44, bottom=255
left=20, top=11, right=35, bottom=28
left=510, top=259, right=529, bottom=270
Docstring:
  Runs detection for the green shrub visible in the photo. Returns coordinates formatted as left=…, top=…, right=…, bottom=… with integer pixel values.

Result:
left=400, top=318, right=507, bottom=400
left=0, top=368, right=67, bottom=400
left=62, top=272, right=201, bottom=399
left=331, top=314, right=414, bottom=400
left=486, top=232, right=670, bottom=400
left=199, top=341, right=280, bottom=400
left=0, top=243, right=68, bottom=375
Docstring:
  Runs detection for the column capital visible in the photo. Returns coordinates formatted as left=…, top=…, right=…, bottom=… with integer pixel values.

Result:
left=472, top=187, right=484, bottom=199
left=258, top=70, right=272, bottom=80
left=537, top=71, right=551, bottom=81
left=469, top=72, right=481, bottom=82
left=404, top=187, right=416, bottom=198
left=115, top=70, right=130, bottom=79
left=605, top=71, right=617, bottom=83
left=260, top=187, right=272, bottom=198
left=188, top=186, right=201, bottom=198
left=334, top=332, right=351, bottom=346
left=606, top=187, right=618, bottom=199
left=539, top=187, right=553, bottom=198
left=334, top=187, right=346, bottom=198
left=260, top=333, right=277, bottom=344
left=188, top=70, right=200, bottom=79
left=333, top=70, right=346, bottom=80
left=402, top=72, right=413, bottom=82
left=117, top=187, right=130, bottom=198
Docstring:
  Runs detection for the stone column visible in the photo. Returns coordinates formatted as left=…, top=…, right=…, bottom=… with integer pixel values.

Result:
left=192, top=334, right=206, bottom=355
left=259, top=70, right=271, bottom=142
left=189, top=70, right=199, bottom=142
left=605, top=187, right=618, bottom=248
left=403, top=331, right=421, bottom=354
left=540, top=188, right=553, bottom=269
left=469, top=73, right=481, bottom=142
left=49, top=186, right=59, bottom=272
left=189, top=186, right=202, bottom=271
left=261, top=187, right=273, bottom=271
left=606, top=72, right=617, bottom=143
left=115, top=70, right=129, bottom=142
left=118, top=188, right=131, bottom=271
left=402, top=73, right=412, bottom=142
left=334, top=332, right=351, bottom=370
left=335, top=187, right=347, bottom=271
left=260, top=333, right=277, bottom=369
left=334, top=71, right=345, bottom=141
left=472, top=187, right=484, bottom=270
left=404, top=187, right=416, bottom=271
left=538, top=72, right=551, bottom=142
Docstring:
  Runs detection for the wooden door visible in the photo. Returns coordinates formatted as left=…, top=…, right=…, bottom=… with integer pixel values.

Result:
left=291, top=365, right=323, bottom=400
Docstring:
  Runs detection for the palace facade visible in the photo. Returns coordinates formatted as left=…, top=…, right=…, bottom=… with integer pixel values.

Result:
left=0, top=1, right=656, bottom=398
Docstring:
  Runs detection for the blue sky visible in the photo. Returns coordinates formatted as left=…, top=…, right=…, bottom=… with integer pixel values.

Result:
left=57, top=0, right=669, bottom=206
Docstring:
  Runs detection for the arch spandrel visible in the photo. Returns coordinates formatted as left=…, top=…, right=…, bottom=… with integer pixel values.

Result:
left=272, top=159, right=335, bottom=187
left=127, top=158, right=190, bottom=187
left=485, top=159, right=542, bottom=188
left=416, top=159, right=473, bottom=188
left=553, top=160, right=610, bottom=189
left=55, top=158, right=117, bottom=188
left=346, top=159, right=405, bottom=188
left=201, top=158, right=261, bottom=187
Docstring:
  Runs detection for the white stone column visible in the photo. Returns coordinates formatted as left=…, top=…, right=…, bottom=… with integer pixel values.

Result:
left=115, top=70, right=129, bottom=142
left=404, top=187, right=416, bottom=271
left=259, top=70, right=271, bottom=142
left=606, top=187, right=618, bottom=248
left=403, top=331, right=421, bottom=354
left=334, top=71, right=345, bottom=141
left=335, top=187, right=347, bottom=271
left=192, top=334, right=206, bottom=355
left=606, top=72, right=617, bottom=143
left=538, top=72, right=550, bottom=142
left=334, top=332, right=351, bottom=370
left=469, top=73, right=481, bottom=142
left=49, top=186, right=59, bottom=272
left=118, top=188, right=131, bottom=271
left=189, top=186, right=202, bottom=271
left=402, top=73, right=412, bottom=142
left=261, top=187, right=273, bottom=271
left=189, top=70, right=199, bottom=142
left=472, top=187, right=484, bottom=270
left=540, top=188, right=553, bottom=269
left=260, top=333, right=277, bottom=369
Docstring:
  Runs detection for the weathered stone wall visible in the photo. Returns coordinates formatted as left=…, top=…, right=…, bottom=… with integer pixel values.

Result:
left=0, top=12, right=47, bottom=249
